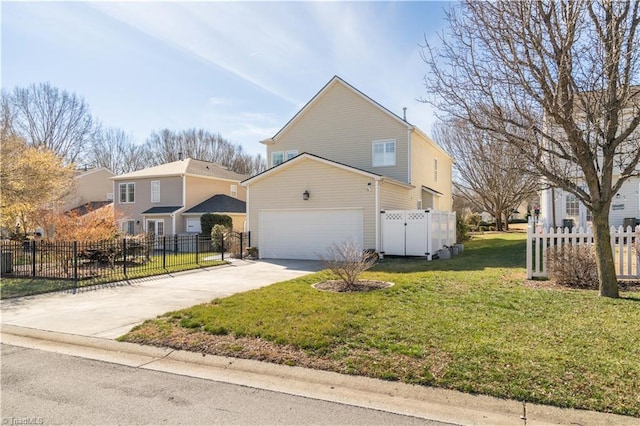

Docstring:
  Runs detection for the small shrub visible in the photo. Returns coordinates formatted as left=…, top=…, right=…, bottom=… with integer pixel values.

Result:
left=201, top=214, right=233, bottom=237
left=456, top=216, right=469, bottom=241
left=546, top=245, right=598, bottom=289
left=318, top=239, right=378, bottom=291
left=211, top=224, right=230, bottom=252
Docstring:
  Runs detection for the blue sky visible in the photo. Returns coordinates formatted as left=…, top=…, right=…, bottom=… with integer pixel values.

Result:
left=2, top=1, right=451, bottom=157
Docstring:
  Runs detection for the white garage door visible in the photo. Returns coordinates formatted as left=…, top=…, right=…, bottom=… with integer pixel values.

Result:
left=259, top=209, right=364, bottom=260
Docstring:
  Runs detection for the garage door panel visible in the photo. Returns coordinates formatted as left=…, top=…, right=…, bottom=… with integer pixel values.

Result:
left=259, top=209, right=364, bottom=260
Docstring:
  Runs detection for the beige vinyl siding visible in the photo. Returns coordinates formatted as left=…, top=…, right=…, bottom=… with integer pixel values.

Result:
left=246, top=158, right=377, bottom=249
left=185, top=176, right=246, bottom=207
left=64, top=168, right=115, bottom=211
left=113, top=176, right=182, bottom=234
left=268, top=82, right=409, bottom=183
left=379, top=183, right=413, bottom=211
left=410, top=132, right=453, bottom=211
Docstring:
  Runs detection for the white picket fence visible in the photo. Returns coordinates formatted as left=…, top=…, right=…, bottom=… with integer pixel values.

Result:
left=526, top=219, right=640, bottom=279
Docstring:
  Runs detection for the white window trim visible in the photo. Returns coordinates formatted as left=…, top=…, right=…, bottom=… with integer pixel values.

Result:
left=146, top=219, right=165, bottom=237
left=271, top=151, right=284, bottom=167
left=119, top=182, right=135, bottom=204
left=372, top=139, right=396, bottom=167
left=230, top=184, right=238, bottom=198
left=151, top=180, right=160, bottom=203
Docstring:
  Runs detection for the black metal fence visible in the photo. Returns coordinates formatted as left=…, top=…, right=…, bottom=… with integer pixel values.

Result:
left=0, top=232, right=251, bottom=297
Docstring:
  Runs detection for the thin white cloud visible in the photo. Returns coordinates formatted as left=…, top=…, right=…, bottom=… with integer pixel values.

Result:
left=89, top=2, right=316, bottom=106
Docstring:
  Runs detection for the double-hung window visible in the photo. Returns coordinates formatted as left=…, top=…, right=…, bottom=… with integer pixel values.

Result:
left=372, top=140, right=396, bottom=167
left=285, top=150, right=298, bottom=161
left=119, top=182, right=135, bottom=203
left=151, top=181, right=160, bottom=203
left=271, top=151, right=284, bottom=167
left=230, top=184, right=238, bottom=197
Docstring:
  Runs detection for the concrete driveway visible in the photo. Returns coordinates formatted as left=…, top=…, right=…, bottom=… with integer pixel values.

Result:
left=0, top=259, right=320, bottom=339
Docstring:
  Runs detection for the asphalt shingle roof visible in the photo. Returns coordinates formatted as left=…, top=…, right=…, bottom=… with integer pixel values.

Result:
left=113, top=158, right=249, bottom=181
left=184, top=194, right=246, bottom=214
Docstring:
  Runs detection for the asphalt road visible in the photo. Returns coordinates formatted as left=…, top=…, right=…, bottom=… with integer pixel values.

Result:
left=1, top=344, right=450, bottom=426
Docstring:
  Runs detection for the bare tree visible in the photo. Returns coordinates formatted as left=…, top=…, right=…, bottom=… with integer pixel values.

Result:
left=422, top=1, right=640, bottom=298
left=433, top=118, right=539, bottom=231
left=143, top=129, right=266, bottom=175
left=5, top=83, right=95, bottom=164
left=89, top=127, right=148, bottom=174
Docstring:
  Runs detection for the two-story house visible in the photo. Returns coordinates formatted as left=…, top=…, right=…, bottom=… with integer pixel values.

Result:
left=538, top=93, right=640, bottom=230
left=241, top=76, right=453, bottom=259
left=112, top=158, right=248, bottom=237
left=62, top=167, right=115, bottom=213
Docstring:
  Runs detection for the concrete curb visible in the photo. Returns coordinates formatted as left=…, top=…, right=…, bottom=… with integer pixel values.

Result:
left=1, top=325, right=636, bottom=426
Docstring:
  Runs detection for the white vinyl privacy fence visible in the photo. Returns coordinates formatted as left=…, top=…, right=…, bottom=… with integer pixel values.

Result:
left=381, top=210, right=456, bottom=260
left=526, top=219, right=640, bottom=279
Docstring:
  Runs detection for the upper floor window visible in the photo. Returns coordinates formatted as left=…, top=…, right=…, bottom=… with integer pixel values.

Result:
left=230, top=184, right=238, bottom=198
left=372, top=139, right=396, bottom=167
left=272, top=151, right=284, bottom=167
left=119, top=182, right=135, bottom=203
left=285, top=150, right=298, bottom=161
left=151, top=181, right=160, bottom=203
left=434, top=158, right=438, bottom=182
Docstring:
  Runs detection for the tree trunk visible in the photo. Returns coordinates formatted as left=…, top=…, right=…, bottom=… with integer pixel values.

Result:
left=591, top=211, right=619, bottom=298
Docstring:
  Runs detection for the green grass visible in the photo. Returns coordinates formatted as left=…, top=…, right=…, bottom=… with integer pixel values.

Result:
left=120, top=233, right=640, bottom=416
left=1, top=256, right=227, bottom=299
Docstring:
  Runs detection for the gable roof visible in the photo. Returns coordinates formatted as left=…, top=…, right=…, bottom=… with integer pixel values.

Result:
left=184, top=194, right=246, bottom=214
left=261, top=76, right=413, bottom=145
left=75, top=167, right=115, bottom=178
left=242, top=152, right=413, bottom=189
left=112, top=158, right=249, bottom=181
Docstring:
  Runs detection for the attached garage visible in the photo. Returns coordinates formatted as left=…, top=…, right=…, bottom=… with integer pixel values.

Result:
left=242, top=153, right=415, bottom=260
left=259, top=208, right=364, bottom=259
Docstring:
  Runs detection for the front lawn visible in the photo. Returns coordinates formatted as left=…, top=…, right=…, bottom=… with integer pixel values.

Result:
left=1, top=256, right=227, bottom=299
left=120, top=233, right=640, bottom=416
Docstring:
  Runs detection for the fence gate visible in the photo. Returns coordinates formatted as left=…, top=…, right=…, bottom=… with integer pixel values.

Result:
left=381, top=210, right=431, bottom=258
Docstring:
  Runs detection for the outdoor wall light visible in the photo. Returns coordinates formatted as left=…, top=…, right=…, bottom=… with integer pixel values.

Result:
left=303, top=190, right=310, bottom=200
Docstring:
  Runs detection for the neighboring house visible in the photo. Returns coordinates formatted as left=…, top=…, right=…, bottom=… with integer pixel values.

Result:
left=242, top=76, right=453, bottom=260
left=538, top=94, right=640, bottom=230
left=540, top=178, right=640, bottom=229
left=112, top=158, right=248, bottom=237
left=62, top=167, right=115, bottom=213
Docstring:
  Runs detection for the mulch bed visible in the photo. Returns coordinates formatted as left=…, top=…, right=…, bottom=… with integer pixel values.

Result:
left=312, top=280, right=394, bottom=293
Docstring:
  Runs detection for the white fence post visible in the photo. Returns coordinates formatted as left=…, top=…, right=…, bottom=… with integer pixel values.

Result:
left=526, top=218, right=533, bottom=279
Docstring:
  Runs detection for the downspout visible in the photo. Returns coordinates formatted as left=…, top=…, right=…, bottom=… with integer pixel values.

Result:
left=407, top=127, right=412, bottom=184
left=245, top=187, right=250, bottom=233
left=375, top=179, right=380, bottom=253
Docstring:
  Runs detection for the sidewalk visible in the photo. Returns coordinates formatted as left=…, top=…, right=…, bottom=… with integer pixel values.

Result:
left=1, top=260, right=637, bottom=425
